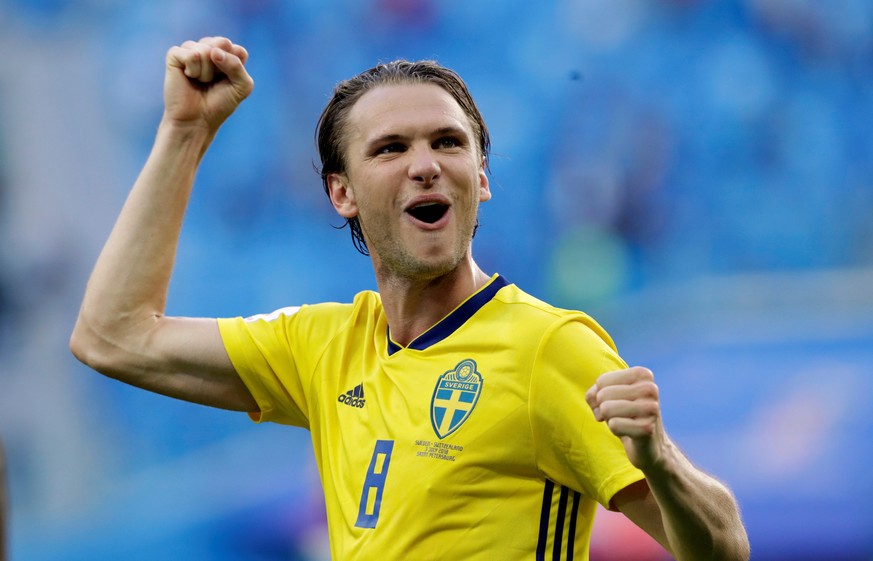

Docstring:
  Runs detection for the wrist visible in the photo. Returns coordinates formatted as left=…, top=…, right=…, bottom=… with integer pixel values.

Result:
left=640, top=437, right=682, bottom=480
left=156, top=115, right=217, bottom=159
left=158, top=114, right=216, bottom=143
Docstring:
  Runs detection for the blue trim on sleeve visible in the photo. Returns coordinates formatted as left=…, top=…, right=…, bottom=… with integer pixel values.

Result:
left=386, top=275, right=510, bottom=356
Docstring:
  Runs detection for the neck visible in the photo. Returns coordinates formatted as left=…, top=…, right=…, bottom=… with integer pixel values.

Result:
left=374, top=255, right=491, bottom=348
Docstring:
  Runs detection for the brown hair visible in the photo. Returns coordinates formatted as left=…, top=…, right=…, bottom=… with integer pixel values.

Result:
left=315, top=60, right=491, bottom=255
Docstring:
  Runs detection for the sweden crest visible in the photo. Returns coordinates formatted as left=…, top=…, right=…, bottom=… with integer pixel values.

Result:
left=430, top=359, right=483, bottom=439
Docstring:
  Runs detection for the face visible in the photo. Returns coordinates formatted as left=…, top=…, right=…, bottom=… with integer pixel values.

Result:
left=327, top=82, right=491, bottom=282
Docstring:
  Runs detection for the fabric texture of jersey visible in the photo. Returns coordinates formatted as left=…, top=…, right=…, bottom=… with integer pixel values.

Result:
left=218, top=274, right=645, bottom=560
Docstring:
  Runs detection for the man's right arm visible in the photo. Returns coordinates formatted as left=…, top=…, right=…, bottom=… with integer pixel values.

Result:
left=70, top=37, right=258, bottom=411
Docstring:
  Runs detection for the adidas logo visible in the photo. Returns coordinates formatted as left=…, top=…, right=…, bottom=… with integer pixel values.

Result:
left=338, top=383, right=366, bottom=408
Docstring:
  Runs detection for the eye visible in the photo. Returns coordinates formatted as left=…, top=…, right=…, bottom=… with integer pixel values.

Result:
left=434, top=137, right=461, bottom=149
left=377, top=142, right=406, bottom=155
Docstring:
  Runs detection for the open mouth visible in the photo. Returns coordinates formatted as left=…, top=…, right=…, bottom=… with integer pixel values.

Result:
left=406, top=202, right=449, bottom=224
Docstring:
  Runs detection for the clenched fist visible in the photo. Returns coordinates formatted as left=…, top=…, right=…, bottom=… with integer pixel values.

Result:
left=163, top=36, right=254, bottom=132
left=586, top=366, right=669, bottom=472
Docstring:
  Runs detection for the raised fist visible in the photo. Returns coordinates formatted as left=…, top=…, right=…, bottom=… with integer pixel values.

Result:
left=163, top=36, right=254, bottom=131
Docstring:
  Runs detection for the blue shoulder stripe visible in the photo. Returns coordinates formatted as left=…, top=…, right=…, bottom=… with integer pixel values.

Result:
left=387, top=275, right=510, bottom=355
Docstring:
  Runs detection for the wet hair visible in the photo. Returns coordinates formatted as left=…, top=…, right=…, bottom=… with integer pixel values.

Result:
left=315, top=60, right=491, bottom=255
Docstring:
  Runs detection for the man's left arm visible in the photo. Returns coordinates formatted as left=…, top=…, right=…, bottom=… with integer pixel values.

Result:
left=586, top=367, right=751, bottom=561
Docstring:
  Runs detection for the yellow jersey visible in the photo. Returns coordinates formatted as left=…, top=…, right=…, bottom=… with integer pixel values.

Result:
left=218, top=274, right=644, bottom=560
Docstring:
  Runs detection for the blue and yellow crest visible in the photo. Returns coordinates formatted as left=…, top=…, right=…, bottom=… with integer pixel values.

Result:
left=430, top=359, right=483, bottom=439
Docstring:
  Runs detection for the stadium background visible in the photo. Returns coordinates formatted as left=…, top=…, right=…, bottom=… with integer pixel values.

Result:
left=1, top=0, right=871, bottom=559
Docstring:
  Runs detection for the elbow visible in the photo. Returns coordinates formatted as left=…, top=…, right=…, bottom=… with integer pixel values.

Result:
left=711, top=518, right=751, bottom=561
left=711, top=484, right=751, bottom=561
left=70, top=314, right=161, bottom=385
left=725, top=497, right=751, bottom=561
left=711, top=510, right=751, bottom=561
left=69, top=319, right=100, bottom=370
left=732, top=530, right=751, bottom=561
left=685, top=533, right=749, bottom=561
left=69, top=317, right=119, bottom=376
left=717, top=539, right=750, bottom=561
left=69, top=318, right=87, bottom=362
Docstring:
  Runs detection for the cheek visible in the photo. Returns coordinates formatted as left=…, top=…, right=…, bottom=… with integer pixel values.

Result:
left=349, top=179, right=390, bottom=220
left=355, top=166, right=404, bottom=205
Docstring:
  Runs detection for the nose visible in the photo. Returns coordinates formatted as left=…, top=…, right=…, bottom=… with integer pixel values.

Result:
left=408, top=147, right=441, bottom=186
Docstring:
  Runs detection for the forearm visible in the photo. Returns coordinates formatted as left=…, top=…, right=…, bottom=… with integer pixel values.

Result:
left=645, top=441, right=749, bottom=561
left=71, top=119, right=214, bottom=363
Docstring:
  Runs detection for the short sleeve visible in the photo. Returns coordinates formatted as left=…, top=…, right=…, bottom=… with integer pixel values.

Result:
left=218, top=307, right=312, bottom=427
left=529, top=316, right=645, bottom=509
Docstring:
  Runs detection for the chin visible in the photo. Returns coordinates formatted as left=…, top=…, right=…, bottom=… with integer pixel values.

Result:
left=369, top=230, right=472, bottom=280
left=408, top=257, right=458, bottom=279
left=384, top=250, right=465, bottom=281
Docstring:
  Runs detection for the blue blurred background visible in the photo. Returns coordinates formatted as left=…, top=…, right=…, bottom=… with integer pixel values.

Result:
left=1, top=0, right=871, bottom=559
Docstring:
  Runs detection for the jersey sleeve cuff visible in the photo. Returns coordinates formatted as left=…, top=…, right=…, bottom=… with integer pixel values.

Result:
left=599, top=465, right=647, bottom=511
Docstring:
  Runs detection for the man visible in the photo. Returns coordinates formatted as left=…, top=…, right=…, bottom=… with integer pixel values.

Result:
left=70, top=37, right=749, bottom=560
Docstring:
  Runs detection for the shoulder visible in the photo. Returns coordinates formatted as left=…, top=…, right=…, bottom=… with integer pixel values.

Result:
left=494, top=282, right=618, bottom=353
left=248, top=290, right=379, bottom=320
left=219, top=290, right=382, bottom=340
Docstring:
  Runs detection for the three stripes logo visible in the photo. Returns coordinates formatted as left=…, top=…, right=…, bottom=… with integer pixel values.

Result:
left=536, top=480, right=582, bottom=561
left=338, top=383, right=366, bottom=409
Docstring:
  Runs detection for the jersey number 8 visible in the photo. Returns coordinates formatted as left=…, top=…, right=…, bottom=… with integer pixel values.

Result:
left=355, top=440, right=394, bottom=529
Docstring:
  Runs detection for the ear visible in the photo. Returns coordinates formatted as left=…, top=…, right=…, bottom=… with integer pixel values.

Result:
left=478, top=158, right=491, bottom=203
left=327, top=173, right=358, bottom=218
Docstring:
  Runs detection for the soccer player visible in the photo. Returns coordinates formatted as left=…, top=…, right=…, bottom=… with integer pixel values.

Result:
left=70, top=37, right=750, bottom=560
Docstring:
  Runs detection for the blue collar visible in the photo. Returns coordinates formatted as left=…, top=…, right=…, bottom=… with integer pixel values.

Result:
left=386, top=275, right=510, bottom=356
